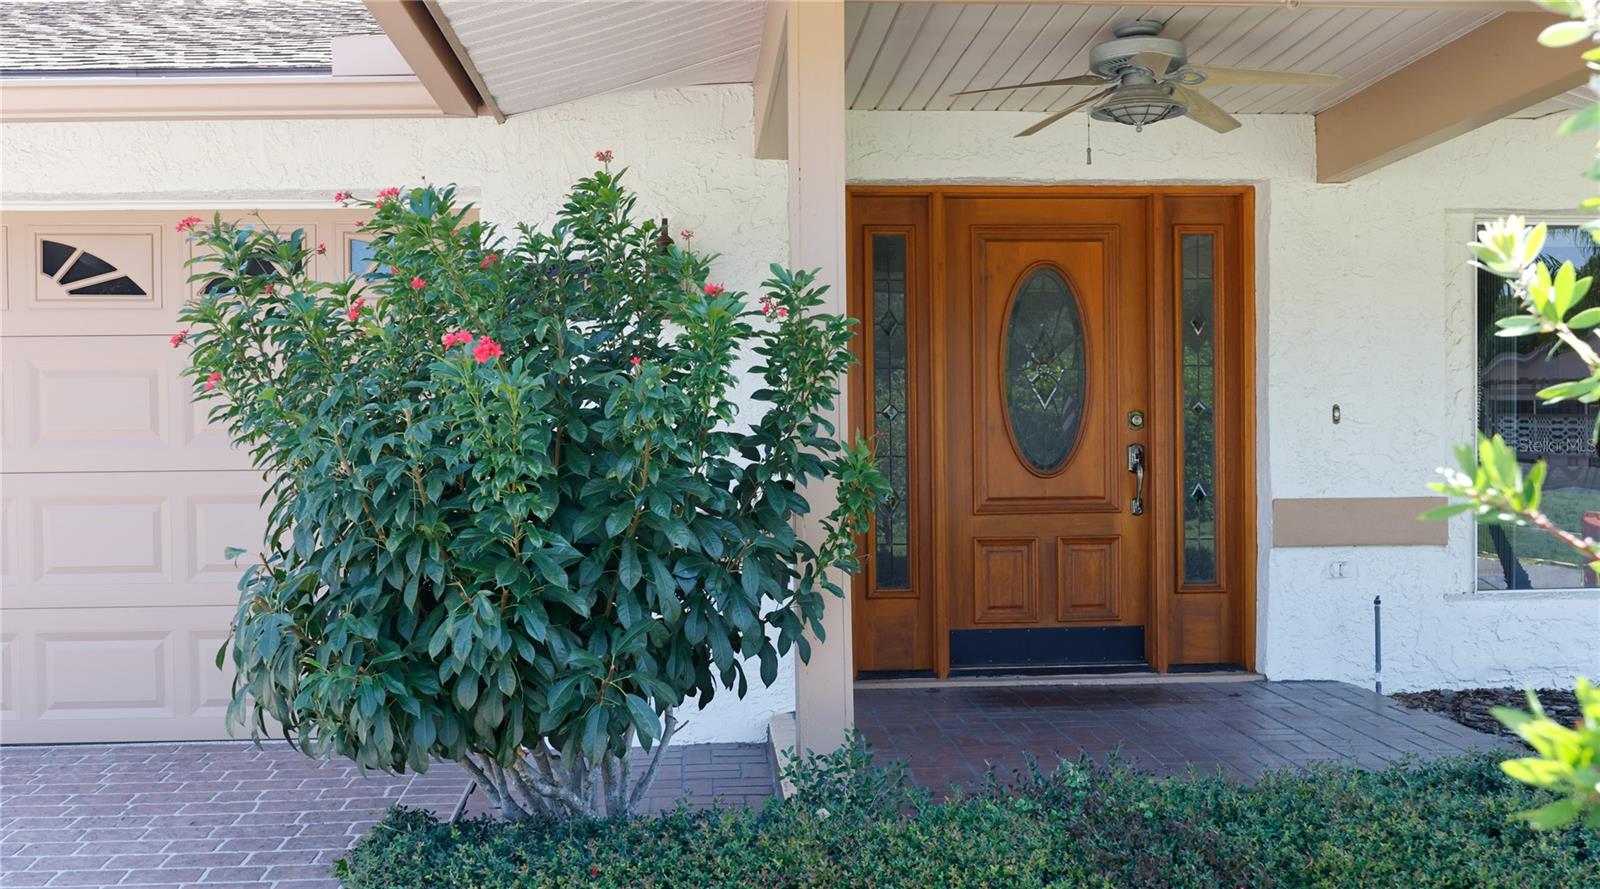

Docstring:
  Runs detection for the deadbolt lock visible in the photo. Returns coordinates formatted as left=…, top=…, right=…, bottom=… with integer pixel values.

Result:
left=1128, top=410, right=1145, bottom=429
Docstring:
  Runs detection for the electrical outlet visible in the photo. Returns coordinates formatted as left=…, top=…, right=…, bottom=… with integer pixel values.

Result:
left=1328, top=560, right=1355, bottom=579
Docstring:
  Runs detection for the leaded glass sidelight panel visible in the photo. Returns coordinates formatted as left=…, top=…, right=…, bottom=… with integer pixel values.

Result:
left=871, top=234, right=911, bottom=589
left=1181, top=233, right=1218, bottom=584
left=1003, top=268, right=1087, bottom=474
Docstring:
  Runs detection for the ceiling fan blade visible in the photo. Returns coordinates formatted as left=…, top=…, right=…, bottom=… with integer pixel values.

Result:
left=1127, top=50, right=1176, bottom=79
left=1015, top=88, right=1114, bottom=138
left=952, top=74, right=1108, bottom=97
left=1173, top=86, right=1241, bottom=134
left=1189, top=65, right=1341, bottom=88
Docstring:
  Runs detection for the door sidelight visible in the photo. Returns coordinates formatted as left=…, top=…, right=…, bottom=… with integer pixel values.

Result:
left=1127, top=443, right=1146, bottom=516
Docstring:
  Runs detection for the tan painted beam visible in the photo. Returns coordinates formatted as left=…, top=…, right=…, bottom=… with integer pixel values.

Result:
left=362, top=0, right=483, bottom=118
left=0, top=77, right=449, bottom=122
left=753, top=1, right=789, bottom=160
left=1315, top=12, right=1586, bottom=183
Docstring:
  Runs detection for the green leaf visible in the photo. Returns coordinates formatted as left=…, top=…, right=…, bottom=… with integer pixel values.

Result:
left=619, top=542, right=642, bottom=590
left=1538, top=20, right=1593, bottom=47
left=1518, top=796, right=1583, bottom=830
left=624, top=693, right=660, bottom=744
left=1559, top=101, right=1600, bottom=135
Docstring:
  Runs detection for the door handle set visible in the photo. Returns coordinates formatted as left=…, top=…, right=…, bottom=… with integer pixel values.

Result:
left=1127, top=443, right=1145, bottom=516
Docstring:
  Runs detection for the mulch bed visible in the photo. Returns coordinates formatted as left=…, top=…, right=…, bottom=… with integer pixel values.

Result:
left=1392, top=687, right=1581, bottom=741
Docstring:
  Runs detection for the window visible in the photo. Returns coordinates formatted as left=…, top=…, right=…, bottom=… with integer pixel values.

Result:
left=1476, top=223, right=1600, bottom=590
left=871, top=234, right=911, bottom=590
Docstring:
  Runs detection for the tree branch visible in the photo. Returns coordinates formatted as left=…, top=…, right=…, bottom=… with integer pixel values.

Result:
left=628, top=710, right=681, bottom=810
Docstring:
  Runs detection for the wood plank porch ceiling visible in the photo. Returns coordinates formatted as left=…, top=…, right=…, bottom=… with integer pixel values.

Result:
left=429, top=2, right=1570, bottom=121
left=844, top=2, right=1502, bottom=115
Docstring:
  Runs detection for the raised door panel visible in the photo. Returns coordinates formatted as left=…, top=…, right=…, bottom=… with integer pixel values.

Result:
left=1057, top=537, right=1119, bottom=622
left=972, top=235, right=1119, bottom=515
left=972, top=537, right=1038, bottom=624
left=0, top=471, right=267, bottom=610
left=0, top=605, right=238, bottom=743
left=1, top=335, right=252, bottom=472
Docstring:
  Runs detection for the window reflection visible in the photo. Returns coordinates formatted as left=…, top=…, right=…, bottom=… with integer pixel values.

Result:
left=1477, top=225, right=1600, bottom=590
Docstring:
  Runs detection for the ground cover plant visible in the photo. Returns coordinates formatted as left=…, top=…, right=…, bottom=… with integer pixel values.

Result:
left=337, top=743, right=1598, bottom=888
left=177, top=160, right=883, bottom=820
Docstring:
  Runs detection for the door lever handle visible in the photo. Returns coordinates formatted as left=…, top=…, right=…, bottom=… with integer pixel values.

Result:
left=1127, top=443, right=1146, bottom=516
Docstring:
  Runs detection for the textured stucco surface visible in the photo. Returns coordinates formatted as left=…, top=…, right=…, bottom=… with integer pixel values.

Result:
left=849, top=111, right=1598, bottom=690
left=0, top=85, right=795, bottom=744
left=4, top=88, right=1595, bottom=733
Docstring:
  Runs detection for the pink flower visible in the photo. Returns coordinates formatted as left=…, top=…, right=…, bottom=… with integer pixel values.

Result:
left=334, top=190, right=350, bottom=203
left=170, top=328, right=189, bottom=348
left=441, top=329, right=474, bottom=348
left=679, top=229, right=695, bottom=242
left=175, top=216, right=202, bottom=233
left=346, top=298, right=365, bottom=322
left=480, top=253, right=498, bottom=269
left=472, top=337, right=504, bottom=364
left=595, top=149, right=614, bottom=164
left=376, top=187, right=401, bottom=206
left=776, top=306, right=789, bottom=320
left=630, top=356, right=642, bottom=368
left=704, top=283, right=725, bottom=297
left=203, top=371, right=221, bottom=392
left=316, top=242, right=327, bottom=255
left=760, top=301, right=773, bottom=316
left=410, top=276, right=426, bottom=291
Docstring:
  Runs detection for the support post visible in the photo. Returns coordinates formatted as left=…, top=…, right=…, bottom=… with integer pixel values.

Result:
left=786, top=0, right=852, bottom=756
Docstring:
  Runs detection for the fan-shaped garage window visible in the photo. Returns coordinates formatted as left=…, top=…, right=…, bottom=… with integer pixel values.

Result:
left=39, top=240, right=147, bottom=297
left=1003, top=267, right=1086, bottom=474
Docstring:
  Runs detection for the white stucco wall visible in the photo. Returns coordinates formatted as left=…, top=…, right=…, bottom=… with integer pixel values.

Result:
left=849, top=111, right=1598, bottom=690
left=4, top=84, right=1595, bottom=737
left=0, top=85, right=795, bottom=744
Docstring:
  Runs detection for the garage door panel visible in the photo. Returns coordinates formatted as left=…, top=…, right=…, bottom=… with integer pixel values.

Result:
left=2, top=207, right=384, bottom=745
left=3, top=471, right=265, bottom=610
left=1, top=212, right=367, bottom=336
left=0, top=606, right=238, bottom=744
left=2, top=335, right=254, bottom=472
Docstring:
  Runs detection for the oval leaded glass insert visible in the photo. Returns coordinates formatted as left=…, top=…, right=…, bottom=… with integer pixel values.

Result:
left=1003, top=268, right=1086, bottom=474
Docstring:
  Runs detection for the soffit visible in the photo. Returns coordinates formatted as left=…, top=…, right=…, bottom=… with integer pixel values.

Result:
left=431, top=0, right=766, bottom=115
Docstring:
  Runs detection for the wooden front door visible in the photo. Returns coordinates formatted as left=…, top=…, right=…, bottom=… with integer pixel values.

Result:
left=944, top=196, right=1150, bottom=669
left=849, top=187, right=1255, bottom=678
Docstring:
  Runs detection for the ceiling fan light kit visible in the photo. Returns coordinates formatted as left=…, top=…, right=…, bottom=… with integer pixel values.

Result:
left=952, top=19, right=1342, bottom=138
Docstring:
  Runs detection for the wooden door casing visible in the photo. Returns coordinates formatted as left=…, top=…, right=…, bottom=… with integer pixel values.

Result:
left=847, top=186, right=1255, bottom=677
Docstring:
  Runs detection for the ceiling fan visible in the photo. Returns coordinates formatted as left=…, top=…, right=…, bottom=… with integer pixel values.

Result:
left=954, top=20, right=1342, bottom=137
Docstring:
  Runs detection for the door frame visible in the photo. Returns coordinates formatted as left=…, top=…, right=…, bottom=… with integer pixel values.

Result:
left=846, top=184, right=1257, bottom=677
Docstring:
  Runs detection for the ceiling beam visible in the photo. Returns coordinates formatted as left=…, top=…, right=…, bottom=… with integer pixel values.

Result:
left=1314, top=12, right=1586, bottom=183
left=362, top=0, right=484, bottom=118
left=753, top=1, right=789, bottom=160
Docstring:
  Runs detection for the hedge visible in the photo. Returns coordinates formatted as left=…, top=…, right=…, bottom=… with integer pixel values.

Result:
left=338, top=744, right=1597, bottom=888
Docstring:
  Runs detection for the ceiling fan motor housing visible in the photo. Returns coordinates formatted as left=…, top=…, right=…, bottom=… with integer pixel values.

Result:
left=1089, top=33, right=1189, bottom=80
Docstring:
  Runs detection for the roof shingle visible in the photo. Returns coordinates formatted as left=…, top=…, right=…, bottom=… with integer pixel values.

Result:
left=1, top=0, right=382, bottom=75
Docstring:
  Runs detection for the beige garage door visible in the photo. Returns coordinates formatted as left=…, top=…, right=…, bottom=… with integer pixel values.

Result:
left=1, top=209, right=369, bottom=743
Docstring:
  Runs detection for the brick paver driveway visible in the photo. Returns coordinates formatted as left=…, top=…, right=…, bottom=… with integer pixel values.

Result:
left=855, top=679, right=1507, bottom=790
left=0, top=741, right=775, bottom=888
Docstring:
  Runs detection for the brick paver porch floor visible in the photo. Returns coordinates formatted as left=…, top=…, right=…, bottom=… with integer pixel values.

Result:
left=0, top=741, right=775, bottom=888
left=855, top=679, right=1506, bottom=790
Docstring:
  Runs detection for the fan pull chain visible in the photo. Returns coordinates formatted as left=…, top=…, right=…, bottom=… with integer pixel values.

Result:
left=1086, top=114, right=1093, bottom=166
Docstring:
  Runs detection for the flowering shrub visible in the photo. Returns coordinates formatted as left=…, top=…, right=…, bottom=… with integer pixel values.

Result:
left=177, top=161, right=884, bottom=819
